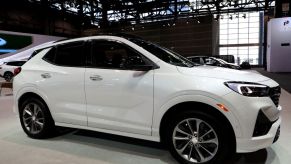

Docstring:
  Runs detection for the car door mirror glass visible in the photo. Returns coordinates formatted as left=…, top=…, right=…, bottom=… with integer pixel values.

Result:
left=126, top=55, right=144, bottom=65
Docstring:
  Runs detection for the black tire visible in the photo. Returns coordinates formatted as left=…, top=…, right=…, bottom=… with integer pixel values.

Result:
left=164, top=110, right=233, bottom=164
left=4, top=72, right=13, bottom=82
left=19, top=97, right=56, bottom=139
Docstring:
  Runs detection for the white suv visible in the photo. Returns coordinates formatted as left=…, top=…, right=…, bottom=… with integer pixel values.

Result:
left=0, top=61, right=26, bottom=81
left=13, top=35, right=281, bottom=164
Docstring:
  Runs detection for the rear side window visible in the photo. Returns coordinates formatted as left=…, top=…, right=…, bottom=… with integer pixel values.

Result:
left=43, top=47, right=56, bottom=63
left=55, top=42, right=85, bottom=67
left=42, top=41, right=85, bottom=67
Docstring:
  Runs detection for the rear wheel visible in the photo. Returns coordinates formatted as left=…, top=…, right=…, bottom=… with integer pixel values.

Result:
left=19, top=97, right=55, bottom=139
left=165, top=110, right=233, bottom=164
left=4, top=72, right=13, bottom=82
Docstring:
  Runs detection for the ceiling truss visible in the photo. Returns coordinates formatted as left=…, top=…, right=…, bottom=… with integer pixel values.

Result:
left=28, top=0, right=276, bottom=26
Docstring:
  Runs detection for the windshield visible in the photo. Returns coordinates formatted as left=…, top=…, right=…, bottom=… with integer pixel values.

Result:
left=129, top=38, right=194, bottom=67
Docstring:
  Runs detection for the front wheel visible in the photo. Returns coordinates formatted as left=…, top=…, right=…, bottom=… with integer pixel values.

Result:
left=165, top=111, right=233, bottom=164
left=19, top=97, right=55, bottom=139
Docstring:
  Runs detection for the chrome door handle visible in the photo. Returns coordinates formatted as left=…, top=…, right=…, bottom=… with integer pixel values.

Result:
left=90, top=75, right=103, bottom=81
left=41, top=73, right=51, bottom=79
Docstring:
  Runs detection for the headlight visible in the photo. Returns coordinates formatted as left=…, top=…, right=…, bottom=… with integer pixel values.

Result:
left=224, top=82, right=269, bottom=97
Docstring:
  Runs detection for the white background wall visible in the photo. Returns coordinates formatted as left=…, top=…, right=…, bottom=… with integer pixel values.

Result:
left=267, top=17, right=291, bottom=72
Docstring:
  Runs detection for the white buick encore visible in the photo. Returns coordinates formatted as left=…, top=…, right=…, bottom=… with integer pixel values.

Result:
left=13, top=35, right=281, bottom=164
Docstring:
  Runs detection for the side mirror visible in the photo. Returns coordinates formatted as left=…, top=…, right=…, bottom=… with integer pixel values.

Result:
left=128, top=64, right=153, bottom=71
left=125, top=55, right=154, bottom=71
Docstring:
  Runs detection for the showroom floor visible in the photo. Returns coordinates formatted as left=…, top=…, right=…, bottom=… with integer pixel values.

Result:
left=0, top=75, right=291, bottom=164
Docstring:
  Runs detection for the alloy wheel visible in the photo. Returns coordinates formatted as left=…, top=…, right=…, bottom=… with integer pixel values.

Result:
left=172, top=118, right=219, bottom=163
left=22, top=103, right=45, bottom=134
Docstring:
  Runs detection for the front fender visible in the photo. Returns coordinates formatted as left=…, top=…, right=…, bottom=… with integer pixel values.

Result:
left=152, top=94, right=242, bottom=140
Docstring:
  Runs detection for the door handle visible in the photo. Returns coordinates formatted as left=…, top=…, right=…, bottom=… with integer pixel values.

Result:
left=90, top=75, right=103, bottom=81
left=41, top=73, right=51, bottom=79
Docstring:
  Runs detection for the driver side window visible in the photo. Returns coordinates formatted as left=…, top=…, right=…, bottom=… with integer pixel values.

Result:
left=89, top=40, right=147, bottom=69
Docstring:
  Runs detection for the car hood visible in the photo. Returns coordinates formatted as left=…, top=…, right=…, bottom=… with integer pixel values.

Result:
left=177, top=65, right=270, bottom=83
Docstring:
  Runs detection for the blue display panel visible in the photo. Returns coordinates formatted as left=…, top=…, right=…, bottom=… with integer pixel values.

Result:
left=0, top=34, right=32, bottom=55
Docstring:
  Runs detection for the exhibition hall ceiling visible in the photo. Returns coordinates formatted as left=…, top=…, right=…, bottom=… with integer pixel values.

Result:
left=28, top=0, right=275, bottom=25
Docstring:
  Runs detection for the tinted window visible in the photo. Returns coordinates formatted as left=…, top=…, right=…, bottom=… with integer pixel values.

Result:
left=42, top=47, right=56, bottom=63
left=55, top=42, right=85, bottom=67
left=129, top=38, right=194, bottom=67
left=6, top=61, right=26, bottom=66
left=90, top=40, right=148, bottom=69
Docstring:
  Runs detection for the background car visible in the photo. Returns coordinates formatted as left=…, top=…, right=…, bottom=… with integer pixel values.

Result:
left=0, top=40, right=61, bottom=65
left=0, top=60, right=26, bottom=82
left=187, top=56, right=241, bottom=70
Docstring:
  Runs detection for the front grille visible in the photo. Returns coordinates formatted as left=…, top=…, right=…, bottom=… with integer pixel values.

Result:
left=269, top=86, right=281, bottom=107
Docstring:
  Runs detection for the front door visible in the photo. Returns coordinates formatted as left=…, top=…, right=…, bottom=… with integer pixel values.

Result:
left=85, top=39, right=154, bottom=135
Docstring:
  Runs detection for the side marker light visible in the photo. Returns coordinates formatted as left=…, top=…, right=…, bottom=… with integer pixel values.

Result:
left=217, top=104, right=229, bottom=112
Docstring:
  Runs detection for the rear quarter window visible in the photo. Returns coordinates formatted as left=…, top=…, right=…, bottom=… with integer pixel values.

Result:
left=42, top=47, right=56, bottom=64
left=42, top=41, right=85, bottom=67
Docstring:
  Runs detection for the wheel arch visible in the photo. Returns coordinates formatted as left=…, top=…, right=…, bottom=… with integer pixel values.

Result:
left=17, top=92, right=54, bottom=122
left=159, top=101, right=236, bottom=152
left=18, top=92, right=44, bottom=111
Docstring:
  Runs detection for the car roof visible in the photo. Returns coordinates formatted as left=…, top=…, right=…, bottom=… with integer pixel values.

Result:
left=56, top=33, right=141, bottom=44
left=35, top=34, right=140, bottom=50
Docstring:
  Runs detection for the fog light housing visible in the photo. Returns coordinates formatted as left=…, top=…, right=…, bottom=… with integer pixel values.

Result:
left=253, top=110, right=275, bottom=137
left=273, top=126, right=280, bottom=143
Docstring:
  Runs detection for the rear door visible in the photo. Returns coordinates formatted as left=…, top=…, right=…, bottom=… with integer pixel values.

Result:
left=38, top=41, right=87, bottom=126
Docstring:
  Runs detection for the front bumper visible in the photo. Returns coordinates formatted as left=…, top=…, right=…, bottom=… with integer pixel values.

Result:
left=236, top=116, right=281, bottom=153
left=222, top=83, right=281, bottom=153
